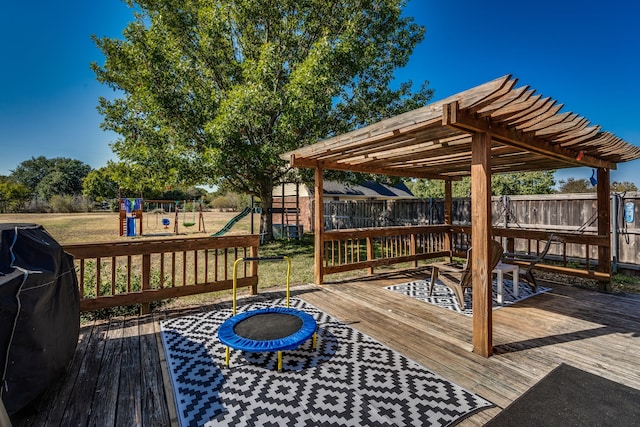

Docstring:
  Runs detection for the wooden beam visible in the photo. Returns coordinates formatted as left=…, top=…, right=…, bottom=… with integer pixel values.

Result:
left=471, top=132, right=493, bottom=357
left=597, top=168, right=612, bottom=291
left=314, top=166, right=324, bottom=285
left=289, top=153, right=459, bottom=180
left=443, top=101, right=615, bottom=170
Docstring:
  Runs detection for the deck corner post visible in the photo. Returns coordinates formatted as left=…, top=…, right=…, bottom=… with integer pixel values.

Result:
left=314, top=166, right=324, bottom=285
left=471, top=132, right=493, bottom=357
left=597, top=167, right=612, bottom=291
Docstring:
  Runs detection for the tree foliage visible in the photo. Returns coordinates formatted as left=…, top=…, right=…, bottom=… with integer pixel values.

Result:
left=11, top=156, right=91, bottom=200
left=557, top=177, right=595, bottom=193
left=83, top=161, right=209, bottom=202
left=0, top=176, right=31, bottom=213
left=491, top=171, right=556, bottom=196
left=408, top=171, right=556, bottom=198
left=82, top=160, right=164, bottom=199
left=82, top=165, right=121, bottom=202
left=92, top=0, right=432, bottom=239
left=611, top=181, right=638, bottom=193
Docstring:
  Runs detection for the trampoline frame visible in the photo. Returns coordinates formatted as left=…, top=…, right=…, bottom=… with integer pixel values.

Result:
left=218, top=256, right=317, bottom=371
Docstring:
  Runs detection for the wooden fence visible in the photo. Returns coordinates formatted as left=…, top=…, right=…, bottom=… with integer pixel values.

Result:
left=324, top=192, right=640, bottom=267
left=64, top=235, right=260, bottom=312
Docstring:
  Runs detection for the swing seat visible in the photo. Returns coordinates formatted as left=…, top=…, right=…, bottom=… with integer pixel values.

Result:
left=183, top=222, right=196, bottom=227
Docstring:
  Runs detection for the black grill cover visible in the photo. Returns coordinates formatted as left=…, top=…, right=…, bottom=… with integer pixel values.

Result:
left=0, top=224, right=80, bottom=415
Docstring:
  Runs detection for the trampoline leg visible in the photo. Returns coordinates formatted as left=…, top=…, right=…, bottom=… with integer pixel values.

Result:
left=225, top=346, right=230, bottom=367
left=278, top=351, right=283, bottom=372
left=312, top=332, right=317, bottom=350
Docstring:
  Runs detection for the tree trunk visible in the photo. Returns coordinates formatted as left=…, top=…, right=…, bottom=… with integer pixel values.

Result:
left=260, top=189, right=274, bottom=242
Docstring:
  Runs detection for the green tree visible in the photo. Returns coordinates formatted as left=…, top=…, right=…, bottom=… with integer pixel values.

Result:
left=408, top=171, right=555, bottom=198
left=558, top=177, right=595, bottom=193
left=0, top=176, right=31, bottom=213
left=406, top=178, right=471, bottom=198
left=491, top=171, right=555, bottom=195
left=89, top=160, right=169, bottom=198
left=10, top=156, right=55, bottom=192
left=83, top=166, right=121, bottom=202
left=92, top=0, right=431, bottom=240
left=406, top=179, right=444, bottom=198
left=611, top=181, right=638, bottom=192
left=11, top=156, right=91, bottom=201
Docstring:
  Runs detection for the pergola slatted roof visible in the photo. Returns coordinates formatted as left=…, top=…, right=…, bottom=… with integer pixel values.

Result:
left=283, top=75, right=640, bottom=179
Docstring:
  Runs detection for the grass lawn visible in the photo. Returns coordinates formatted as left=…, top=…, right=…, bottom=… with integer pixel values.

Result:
left=0, top=210, right=261, bottom=244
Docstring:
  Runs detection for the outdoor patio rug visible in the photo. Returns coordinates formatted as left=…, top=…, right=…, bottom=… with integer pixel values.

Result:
left=485, top=363, right=640, bottom=426
left=384, top=279, right=551, bottom=316
left=160, top=297, right=493, bottom=427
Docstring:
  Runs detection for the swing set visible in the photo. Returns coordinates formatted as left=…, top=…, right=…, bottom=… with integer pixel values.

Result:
left=143, top=200, right=175, bottom=235
left=174, top=200, right=206, bottom=234
left=119, top=198, right=206, bottom=236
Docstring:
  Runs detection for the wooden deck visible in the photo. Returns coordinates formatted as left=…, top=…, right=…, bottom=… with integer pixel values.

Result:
left=9, top=268, right=640, bottom=426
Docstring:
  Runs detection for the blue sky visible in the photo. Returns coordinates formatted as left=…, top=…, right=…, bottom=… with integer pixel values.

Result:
left=1, top=0, right=639, bottom=187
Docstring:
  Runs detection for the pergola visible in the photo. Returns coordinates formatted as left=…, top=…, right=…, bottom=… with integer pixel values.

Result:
left=282, top=75, right=640, bottom=357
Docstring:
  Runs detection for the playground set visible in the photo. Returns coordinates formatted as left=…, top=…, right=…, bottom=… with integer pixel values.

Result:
left=119, top=184, right=304, bottom=240
left=118, top=198, right=207, bottom=237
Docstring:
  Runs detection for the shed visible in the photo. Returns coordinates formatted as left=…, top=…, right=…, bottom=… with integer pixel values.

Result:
left=272, top=180, right=415, bottom=232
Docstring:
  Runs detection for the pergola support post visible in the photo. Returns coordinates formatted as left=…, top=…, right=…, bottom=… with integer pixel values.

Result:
left=597, top=167, right=612, bottom=291
left=471, top=132, right=493, bottom=357
left=444, top=180, right=453, bottom=261
left=314, top=166, right=324, bottom=285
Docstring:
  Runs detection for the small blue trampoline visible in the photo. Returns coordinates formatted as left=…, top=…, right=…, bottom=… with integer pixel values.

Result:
left=218, top=256, right=317, bottom=371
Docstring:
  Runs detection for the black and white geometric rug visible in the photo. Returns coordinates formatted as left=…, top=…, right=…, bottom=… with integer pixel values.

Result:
left=385, top=279, right=551, bottom=316
left=160, top=298, right=493, bottom=427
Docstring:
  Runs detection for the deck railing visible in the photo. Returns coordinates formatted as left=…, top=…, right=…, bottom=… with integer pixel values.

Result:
left=451, top=225, right=611, bottom=281
left=322, top=225, right=450, bottom=276
left=493, top=228, right=611, bottom=281
left=64, top=235, right=260, bottom=312
left=321, top=224, right=611, bottom=282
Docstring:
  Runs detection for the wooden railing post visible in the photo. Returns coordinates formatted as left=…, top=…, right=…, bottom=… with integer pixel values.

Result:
left=444, top=180, right=453, bottom=262
left=411, top=233, right=418, bottom=268
left=250, top=242, right=259, bottom=295
left=367, top=236, right=374, bottom=275
left=141, top=253, right=151, bottom=314
left=506, top=237, right=515, bottom=254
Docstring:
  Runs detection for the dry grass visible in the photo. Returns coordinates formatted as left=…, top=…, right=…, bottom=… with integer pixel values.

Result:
left=0, top=210, right=260, bottom=244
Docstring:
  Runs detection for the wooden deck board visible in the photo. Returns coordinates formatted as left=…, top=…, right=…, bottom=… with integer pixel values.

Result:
left=116, top=316, right=142, bottom=426
left=87, top=316, right=124, bottom=427
left=141, top=314, right=171, bottom=427
left=60, top=321, right=110, bottom=426
left=9, top=270, right=640, bottom=426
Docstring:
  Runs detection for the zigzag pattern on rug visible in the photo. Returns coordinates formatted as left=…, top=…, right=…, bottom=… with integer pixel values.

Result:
left=160, top=298, right=493, bottom=427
